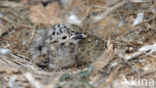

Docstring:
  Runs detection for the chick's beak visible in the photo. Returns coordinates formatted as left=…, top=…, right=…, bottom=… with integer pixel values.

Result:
left=73, top=33, right=86, bottom=39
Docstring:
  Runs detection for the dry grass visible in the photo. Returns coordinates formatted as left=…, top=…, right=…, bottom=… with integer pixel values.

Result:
left=0, top=0, right=156, bottom=88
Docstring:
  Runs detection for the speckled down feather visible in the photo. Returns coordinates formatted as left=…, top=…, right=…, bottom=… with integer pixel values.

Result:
left=29, top=23, right=85, bottom=70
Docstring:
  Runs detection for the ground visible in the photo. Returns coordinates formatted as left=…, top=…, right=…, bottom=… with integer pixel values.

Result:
left=0, top=0, right=156, bottom=88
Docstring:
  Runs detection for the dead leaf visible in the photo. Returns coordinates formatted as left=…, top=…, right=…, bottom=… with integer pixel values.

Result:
left=29, top=2, right=63, bottom=25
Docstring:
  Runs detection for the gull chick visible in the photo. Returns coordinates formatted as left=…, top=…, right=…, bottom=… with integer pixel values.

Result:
left=29, top=23, right=86, bottom=70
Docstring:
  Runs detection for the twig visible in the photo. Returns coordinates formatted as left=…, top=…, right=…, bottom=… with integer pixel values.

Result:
left=110, top=51, right=143, bottom=68
left=24, top=72, right=45, bottom=88
left=93, top=5, right=109, bottom=9
left=92, top=1, right=126, bottom=22
left=118, top=54, right=141, bottom=74
left=130, top=0, right=152, bottom=2
left=0, top=1, right=26, bottom=7
left=28, top=25, right=37, bottom=46
left=0, top=53, right=20, bottom=67
left=46, top=73, right=62, bottom=88
left=111, top=43, right=156, bottom=69
left=139, top=69, right=156, bottom=77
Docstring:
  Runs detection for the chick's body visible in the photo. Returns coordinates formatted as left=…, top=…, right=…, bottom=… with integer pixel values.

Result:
left=48, top=43, right=78, bottom=69
left=29, top=23, right=84, bottom=70
left=29, top=29, right=49, bottom=67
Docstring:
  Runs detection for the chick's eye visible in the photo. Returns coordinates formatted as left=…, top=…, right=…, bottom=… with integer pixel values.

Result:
left=62, top=36, right=67, bottom=40
left=74, top=31, right=79, bottom=35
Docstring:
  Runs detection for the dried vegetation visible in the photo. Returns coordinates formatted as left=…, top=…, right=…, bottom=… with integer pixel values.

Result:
left=0, top=0, right=156, bottom=88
